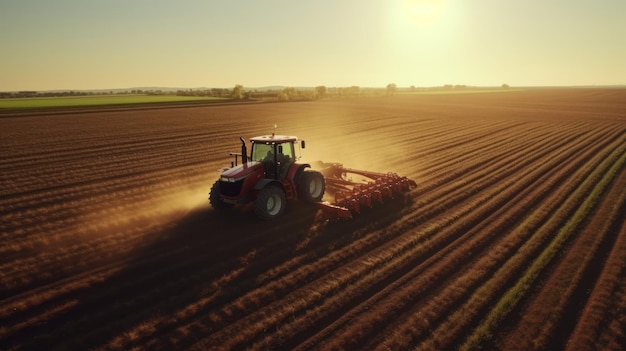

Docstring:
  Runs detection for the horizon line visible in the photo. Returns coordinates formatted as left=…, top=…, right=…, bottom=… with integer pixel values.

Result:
left=3, top=84, right=626, bottom=93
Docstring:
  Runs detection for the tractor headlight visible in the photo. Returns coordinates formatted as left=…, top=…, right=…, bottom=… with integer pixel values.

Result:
left=221, top=176, right=236, bottom=182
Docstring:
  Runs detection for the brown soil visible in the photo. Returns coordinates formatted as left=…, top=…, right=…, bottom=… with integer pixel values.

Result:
left=1, top=88, right=625, bottom=350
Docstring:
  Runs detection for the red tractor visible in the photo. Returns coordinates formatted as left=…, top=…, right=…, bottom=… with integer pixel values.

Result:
left=210, top=134, right=417, bottom=220
left=209, top=134, right=325, bottom=220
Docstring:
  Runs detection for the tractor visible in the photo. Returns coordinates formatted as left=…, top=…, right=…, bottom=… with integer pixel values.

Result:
left=209, top=134, right=325, bottom=220
left=209, top=134, right=417, bottom=220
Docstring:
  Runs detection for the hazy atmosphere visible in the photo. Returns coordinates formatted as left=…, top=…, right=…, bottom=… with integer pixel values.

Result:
left=2, top=2, right=626, bottom=349
left=1, top=0, right=625, bottom=91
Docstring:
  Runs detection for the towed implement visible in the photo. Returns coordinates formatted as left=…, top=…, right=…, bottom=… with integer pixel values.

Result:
left=209, top=134, right=416, bottom=220
left=313, top=162, right=417, bottom=220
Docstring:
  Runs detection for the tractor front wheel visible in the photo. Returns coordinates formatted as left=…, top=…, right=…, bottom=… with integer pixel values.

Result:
left=209, top=181, right=232, bottom=210
left=298, top=170, right=325, bottom=203
left=254, top=185, right=286, bottom=220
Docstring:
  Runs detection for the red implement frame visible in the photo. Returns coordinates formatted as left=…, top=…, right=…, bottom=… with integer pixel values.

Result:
left=314, top=162, right=417, bottom=220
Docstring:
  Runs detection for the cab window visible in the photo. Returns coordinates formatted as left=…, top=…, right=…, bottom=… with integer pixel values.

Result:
left=278, top=143, right=294, bottom=160
left=252, top=143, right=274, bottom=162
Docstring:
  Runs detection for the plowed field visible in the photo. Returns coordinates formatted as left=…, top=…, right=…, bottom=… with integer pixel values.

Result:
left=1, top=89, right=625, bottom=350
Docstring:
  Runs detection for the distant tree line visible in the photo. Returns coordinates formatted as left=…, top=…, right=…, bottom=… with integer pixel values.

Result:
left=0, top=90, right=169, bottom=99
left=0, top=83, right=512, bottom=100
left=0, top=90, right=101, bottom=98
left=1, top=85, right=363, bottom=100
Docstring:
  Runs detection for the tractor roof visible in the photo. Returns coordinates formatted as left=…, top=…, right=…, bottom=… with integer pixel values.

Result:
left=250, top=135, right=298, bottom=144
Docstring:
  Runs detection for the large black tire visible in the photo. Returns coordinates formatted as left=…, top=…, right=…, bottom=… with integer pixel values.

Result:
left=254, top=185, right=286, bottom=220
left=209, top=180, right=232, bottom=210
left=298, top=170, right=325, bottom=203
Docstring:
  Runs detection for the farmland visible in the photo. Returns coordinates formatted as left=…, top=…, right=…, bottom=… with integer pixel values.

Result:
left=0, top=94, right=227, bottom=110
left=1, top=88, right=625, bottom=350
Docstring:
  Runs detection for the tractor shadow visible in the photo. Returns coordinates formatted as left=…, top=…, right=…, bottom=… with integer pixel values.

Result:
left=19, top=195, right=413, bottom=350
left=117, top=201, right=322, bottom=333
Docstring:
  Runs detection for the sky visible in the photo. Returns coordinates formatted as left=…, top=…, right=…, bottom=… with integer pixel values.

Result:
left=1, top=0, right=625, bottom=91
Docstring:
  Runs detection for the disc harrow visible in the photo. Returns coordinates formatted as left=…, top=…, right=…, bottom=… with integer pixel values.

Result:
left=313, top=162, right=417, bottom=220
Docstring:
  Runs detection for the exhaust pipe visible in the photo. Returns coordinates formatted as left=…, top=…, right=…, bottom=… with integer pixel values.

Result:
left=240, top=137, right=248, bottom=164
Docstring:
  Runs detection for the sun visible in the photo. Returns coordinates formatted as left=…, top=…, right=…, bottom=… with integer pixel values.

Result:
left=403, top=0, right=448, bottom=26
left=387, top=0, right=452, bottom=46
left=385, top=0, right=458, bottom=81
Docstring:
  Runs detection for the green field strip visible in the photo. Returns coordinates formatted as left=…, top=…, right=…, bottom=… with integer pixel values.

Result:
left=0, top=95, right=227, bottom=109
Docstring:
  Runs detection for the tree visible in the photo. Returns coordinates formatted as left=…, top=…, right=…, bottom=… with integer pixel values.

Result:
left=349, top=86, right=361, bottom=96
left=386, top=83, right=397, bottom=96
left=211, top=88, right=223, bottom=97
left=280, top=87, right=297, bottom=100
left=315, top=85, right=327, bottom=99
left=231, top=84, right=245, bottom=99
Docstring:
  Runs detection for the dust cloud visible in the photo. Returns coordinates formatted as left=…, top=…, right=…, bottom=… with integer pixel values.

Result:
left=68, top=181, right=212, bottom=258
left=301, top=135, right=400, bottom=175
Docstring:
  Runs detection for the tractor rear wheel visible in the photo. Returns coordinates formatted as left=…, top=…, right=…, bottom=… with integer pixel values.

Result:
left=209, top=181, right=232, bottom=210
left=254, top=185, right=286, bottom=220
left=298, top=170, right=325, bottom=203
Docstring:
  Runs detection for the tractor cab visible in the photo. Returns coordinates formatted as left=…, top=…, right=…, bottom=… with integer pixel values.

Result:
left=250, top=135, right=304, bottom=179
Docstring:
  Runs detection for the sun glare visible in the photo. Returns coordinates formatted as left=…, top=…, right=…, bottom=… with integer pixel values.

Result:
left=384, top=0, right=461, bottom=85
left=388, top=0, right=453, bottom=41
left=387, top=0, right=456, bottom=56
left=403, top=0, right=448, bottom=26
